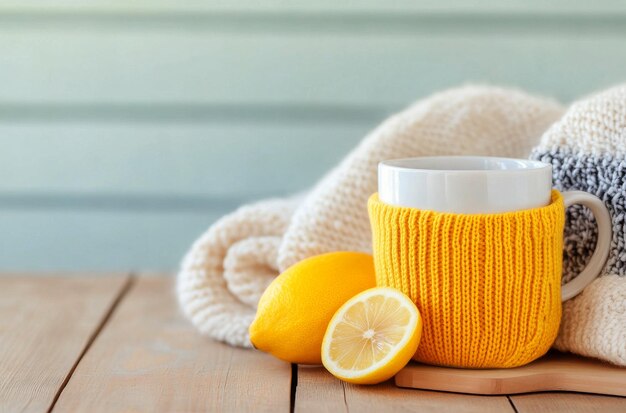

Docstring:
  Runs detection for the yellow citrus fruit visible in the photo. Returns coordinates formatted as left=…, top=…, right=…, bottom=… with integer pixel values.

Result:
left=322, top=287, right=422, bottom=384
left=249, top=251, right=376, bottom=365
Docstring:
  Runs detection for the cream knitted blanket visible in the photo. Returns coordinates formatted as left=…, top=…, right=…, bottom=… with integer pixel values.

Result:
left=178, top=85, right=563, bottom=347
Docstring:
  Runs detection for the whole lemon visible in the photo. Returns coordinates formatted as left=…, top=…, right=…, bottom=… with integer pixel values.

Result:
left=249, top=251, right=376, bottom=364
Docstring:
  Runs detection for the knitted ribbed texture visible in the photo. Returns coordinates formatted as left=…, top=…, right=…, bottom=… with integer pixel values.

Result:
left=178, top=85, right=563, bottom=348
left=530, top=84, right=626, bottom=366
left=368, top=190, right=565, bottom=368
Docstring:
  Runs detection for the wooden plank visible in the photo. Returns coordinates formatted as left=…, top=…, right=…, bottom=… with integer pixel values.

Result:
left=511, top=393, right=626, bottom=413
left=0, top=275, right=130, bottom=413
left=295, top=366, right=514, bottom=413
left=53, top=276, right=292, bottom=412
left=295, top=367, right=346, bottom=413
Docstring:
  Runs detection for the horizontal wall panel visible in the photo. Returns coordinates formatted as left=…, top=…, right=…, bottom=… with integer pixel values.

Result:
left=2, top=1, right=626, bottom=17
left=2, top=0, right=625, bottom=272
left=0, top=121, right=372, bottom=199
left=0, top=18, right=625, bottom=107
left=0, top=208, right=227, bottom=271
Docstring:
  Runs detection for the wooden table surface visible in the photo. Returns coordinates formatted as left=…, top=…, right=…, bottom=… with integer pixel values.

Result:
left=2, top=274, right=625, bottom=413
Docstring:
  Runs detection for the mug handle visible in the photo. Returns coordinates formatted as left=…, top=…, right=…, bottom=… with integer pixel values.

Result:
left=560, top=191, right=612, bottom=301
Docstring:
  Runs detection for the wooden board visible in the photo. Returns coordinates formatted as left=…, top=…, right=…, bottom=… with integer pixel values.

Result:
left=0, top=275, right=129, bottom=413
left=53, top=276, right=292, bottom=413
left=511, top=392, right=626, bottom=413
left=296, top=366, right=515, bottom=413
left=395, top=352, right=626, bottom=397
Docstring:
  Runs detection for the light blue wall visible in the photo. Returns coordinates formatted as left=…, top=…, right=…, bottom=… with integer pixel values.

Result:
left=2, top=1, right=626, bottom=270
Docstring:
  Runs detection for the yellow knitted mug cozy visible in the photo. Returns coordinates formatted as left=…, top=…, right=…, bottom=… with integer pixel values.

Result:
left=368, top=190, right=565, bottom=368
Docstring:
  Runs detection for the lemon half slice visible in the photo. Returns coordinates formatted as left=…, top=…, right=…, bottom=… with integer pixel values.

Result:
left=321, top=287, right=422, bottom=384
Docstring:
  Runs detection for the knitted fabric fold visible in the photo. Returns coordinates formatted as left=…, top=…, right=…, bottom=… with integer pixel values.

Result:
left=177, top=197, right=300, bottom=347
left=368, top=191, right=565, bottom=368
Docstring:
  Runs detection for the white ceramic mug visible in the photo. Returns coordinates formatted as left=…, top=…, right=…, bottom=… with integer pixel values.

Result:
left=378, top=156, right=612, bottom=301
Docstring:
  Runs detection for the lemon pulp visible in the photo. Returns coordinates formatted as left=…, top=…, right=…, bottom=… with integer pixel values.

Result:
left=322, top=287, right=422, bottom=384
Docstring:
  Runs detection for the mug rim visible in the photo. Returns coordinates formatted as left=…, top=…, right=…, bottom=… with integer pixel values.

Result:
left=380, top=156, right=550, bottom=174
